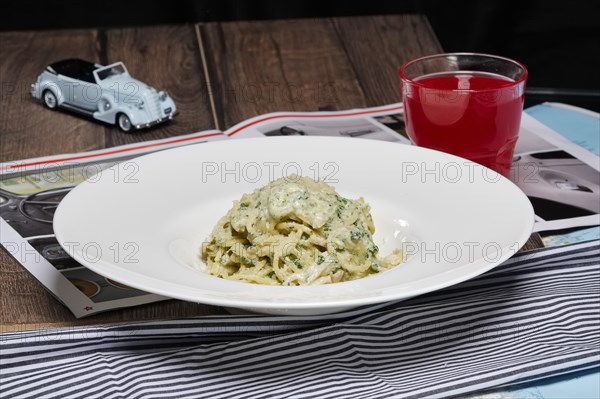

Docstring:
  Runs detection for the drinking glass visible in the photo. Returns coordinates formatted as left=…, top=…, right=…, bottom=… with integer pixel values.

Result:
left=399, top=53, right=527, bottom=177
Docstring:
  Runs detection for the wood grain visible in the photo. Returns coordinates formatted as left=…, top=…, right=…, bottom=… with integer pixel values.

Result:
left=199, top=18, right=367, bottom=129
left=334, top=15, right=443, bottom=107
left=0, top=247, right=225, bottom=329
left=520, top=234, right=545, bottom=252
left=1, top=25, right=221, bottom=329
left=103, top=25, right=216, bottom=145
left=0, top=30, right=106, bottom=162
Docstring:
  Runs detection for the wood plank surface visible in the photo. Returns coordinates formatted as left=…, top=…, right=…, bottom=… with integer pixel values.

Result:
left=1, top=25, right=221, bottom=330
left=334, top=15, right=443, bottom=106
left=199, top=18, right=368, bottom=129
left=0, top=249, right=224, bottom=331
left=103, top=25, right=215, bottom=145
left=0, top=30, right=106, bottom=162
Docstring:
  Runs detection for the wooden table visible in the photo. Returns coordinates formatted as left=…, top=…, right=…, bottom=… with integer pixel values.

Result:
left=0, top=15, right=542, bottom=332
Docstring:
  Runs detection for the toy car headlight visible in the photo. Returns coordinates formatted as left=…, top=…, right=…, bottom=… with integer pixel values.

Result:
left=158, top=91, right=167, bottom=101
left=136, top=98, right=144, bottom=108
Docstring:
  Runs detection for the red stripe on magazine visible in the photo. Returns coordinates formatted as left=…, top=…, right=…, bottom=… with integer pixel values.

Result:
left=2, top=132, right=224, bottom=170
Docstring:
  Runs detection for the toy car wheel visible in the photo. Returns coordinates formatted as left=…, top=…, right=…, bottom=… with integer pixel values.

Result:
left=43, top=90, right=58, bottom=109
left=117, top=113, right=133, bottom=132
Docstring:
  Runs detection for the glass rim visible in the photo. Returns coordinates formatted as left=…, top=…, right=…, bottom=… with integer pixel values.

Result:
left=398, top=52, right=528, bottom=90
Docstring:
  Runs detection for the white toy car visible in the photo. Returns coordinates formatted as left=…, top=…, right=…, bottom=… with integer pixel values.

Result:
left=31, top=59, right=176, bottom=132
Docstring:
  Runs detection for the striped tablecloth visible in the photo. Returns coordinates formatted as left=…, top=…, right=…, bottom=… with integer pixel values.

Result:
left=1, top=241, right=599, bottom=398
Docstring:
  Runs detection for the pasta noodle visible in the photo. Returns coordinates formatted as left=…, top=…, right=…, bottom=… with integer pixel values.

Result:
left=201, top=175, right=403, bottom=285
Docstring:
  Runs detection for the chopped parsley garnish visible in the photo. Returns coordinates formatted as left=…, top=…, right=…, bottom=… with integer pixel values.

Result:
left=285, top=255, right=303, bottom=269
left=365, top=245, right=379, bottom=259
left=336, top=198, right=350, bottom=218
left=350, top=229, right=365, bottom=240
left=240, top=256, right=253, bottom=266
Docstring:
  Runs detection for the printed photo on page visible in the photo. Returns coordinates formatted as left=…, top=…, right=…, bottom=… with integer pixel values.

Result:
left=0, top=131, right=223, bottom=317
left=512, top=113, right=599, bottom=234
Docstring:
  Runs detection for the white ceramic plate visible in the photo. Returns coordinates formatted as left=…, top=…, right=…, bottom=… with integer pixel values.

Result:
left=54, top=137, right=534, bottom=315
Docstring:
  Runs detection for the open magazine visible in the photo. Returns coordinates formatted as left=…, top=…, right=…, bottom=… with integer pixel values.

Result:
left=1, top=102, right=598, bottom=317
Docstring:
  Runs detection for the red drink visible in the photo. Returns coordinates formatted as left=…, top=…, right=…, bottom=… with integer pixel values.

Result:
left=400, top=54, right=527, bottom=177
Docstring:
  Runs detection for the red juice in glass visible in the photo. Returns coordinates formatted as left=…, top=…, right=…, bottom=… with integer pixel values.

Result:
left=400, top=54, right=527, bottom=177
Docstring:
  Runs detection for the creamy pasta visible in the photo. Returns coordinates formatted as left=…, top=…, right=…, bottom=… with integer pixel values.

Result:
left=201, top=176, right=403, bottom=285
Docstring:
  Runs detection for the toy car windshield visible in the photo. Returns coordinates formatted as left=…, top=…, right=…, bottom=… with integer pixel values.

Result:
left=95, top=63, right=128, bottom=81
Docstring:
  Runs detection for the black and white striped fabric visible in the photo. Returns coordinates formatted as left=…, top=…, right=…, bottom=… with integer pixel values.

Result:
left=1, top=241, right=599, bottom=398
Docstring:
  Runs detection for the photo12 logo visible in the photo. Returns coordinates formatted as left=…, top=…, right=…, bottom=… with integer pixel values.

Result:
left=2, top=240, right=140, bottom=266
left=3, top=160, right=140, bottom=186
left=400, top=161, right=504, bottom=184
left=400, top=240, right=522, bottom=264
left=60, top=241, right=140, bottom=264
left=201, top=161, right=339, bottom=184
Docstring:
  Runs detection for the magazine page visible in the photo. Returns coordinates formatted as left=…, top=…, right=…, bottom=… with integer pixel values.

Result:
left=0, top=130, right=224, bottom=317
left=1, top=102, right=597, bottom=317
left=0, top=103, right=410, bottom=318
left=223, top=103, right=410, bottom=143
left=521, top=102, right=600, bottom=246
left=526, top=102, right=600, bottom=154
left=513, top=113, right=600, bottom=234
left=0, top=103, right=411, bottom=318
